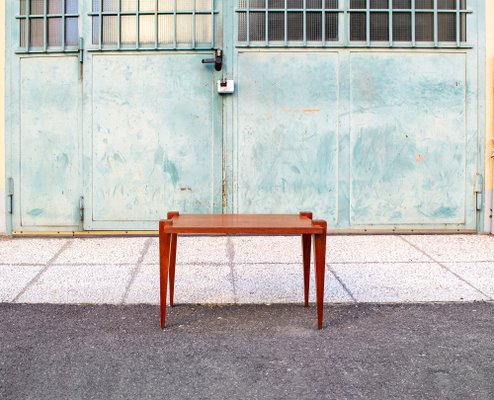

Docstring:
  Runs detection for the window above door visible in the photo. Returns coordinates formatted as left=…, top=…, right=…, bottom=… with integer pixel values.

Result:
left=236, top=0, right=471, bottom=48
left=14, top=0, right=473, bottom=53
left=17, top=0, right=79, bottom=53
left=89, top=0, right=216, bottom=50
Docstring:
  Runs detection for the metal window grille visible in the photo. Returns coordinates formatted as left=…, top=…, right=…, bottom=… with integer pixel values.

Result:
left=237, top=0, right=470, bottom=48
left=17, top=0, right=79, bottom=53
left=347, top=0, right=468, bottom=46
left=90, top=0, right=216, bottom=50
left=237, top=0, right=340, bottom=47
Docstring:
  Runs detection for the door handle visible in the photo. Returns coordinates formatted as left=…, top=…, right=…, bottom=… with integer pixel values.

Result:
left=202, top=49, right=222, bottom=71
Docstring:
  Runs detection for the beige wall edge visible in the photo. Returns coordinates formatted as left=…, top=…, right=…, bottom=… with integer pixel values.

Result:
left=487, top=1, right=494, bottom=186
left=486, top=1, right=494, bottom=233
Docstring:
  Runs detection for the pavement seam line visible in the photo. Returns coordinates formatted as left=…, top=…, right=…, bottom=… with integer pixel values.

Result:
left=398, top=236, right=494, bottom=301
left=327, top=266, right=358, bottom=302
left=121, top=238, right=153, bottom=304
left=11, top=240, right=73, bottom=303
left=226, top=236, right=238, bottom=304
left=13, top=259, right=492, bottom=266
left=8, top=260, right=494, bottom=267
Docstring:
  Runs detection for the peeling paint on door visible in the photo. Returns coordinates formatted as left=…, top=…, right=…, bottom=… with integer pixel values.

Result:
left=349, top=53, right=468, bottom=226
left=236, top=52, right=339, bottom=225
left=19, top=57, right=81, bottom=228
left=87, top=54, right=220, bottom=225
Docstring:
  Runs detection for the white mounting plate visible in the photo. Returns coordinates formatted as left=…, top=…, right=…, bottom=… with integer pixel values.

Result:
left=217, top=79, right=235, bottom=94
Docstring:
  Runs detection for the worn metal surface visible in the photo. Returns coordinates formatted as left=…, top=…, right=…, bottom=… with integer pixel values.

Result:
left=86, top=54, right=221, bottom=229
left=235, top=52, right=339, bottom=225
left=5, top=1, right=483, bottom=232
left=18, top=56, right=81, bottom=228
left=232, top=49, right=477, bottom=230
left=349, top=52, right=469, bottom=226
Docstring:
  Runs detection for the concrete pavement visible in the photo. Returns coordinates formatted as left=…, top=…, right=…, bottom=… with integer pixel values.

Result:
left=1, top=234, right=493, bottom=306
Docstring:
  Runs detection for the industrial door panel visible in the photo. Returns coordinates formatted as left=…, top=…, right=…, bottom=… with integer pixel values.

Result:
left=18, top=57, right=81, bottom=228
left=88, top=54, right=220, bottom=227
left=349, top=53, right=468, bottom=226
left=235, top=52, right=339, bottom=224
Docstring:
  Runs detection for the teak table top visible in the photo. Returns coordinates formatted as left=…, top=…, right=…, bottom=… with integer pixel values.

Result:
left=161, top=213, right=326, bottom=235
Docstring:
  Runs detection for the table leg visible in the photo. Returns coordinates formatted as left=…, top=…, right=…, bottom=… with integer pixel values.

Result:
left=301, top=234, right=311, bottom=307
left=169, top=234, right=178, bottom=307
left=313, top=221, right=327, bottom=330
left=159, top=220, right=172, bottom=329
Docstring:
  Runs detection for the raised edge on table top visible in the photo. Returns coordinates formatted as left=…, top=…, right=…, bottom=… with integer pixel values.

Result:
left=159, top=212, right=327, bottom=234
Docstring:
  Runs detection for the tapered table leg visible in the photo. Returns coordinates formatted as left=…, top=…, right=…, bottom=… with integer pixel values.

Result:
left=302, top=234, right=311, bottom=307
left=169, top=234, right=177, bottom=307
left=166, top=212, right=179, bottom=309
left=159, top=220, right=172, bottom=329
left=313, top=220, right=327, bottom=330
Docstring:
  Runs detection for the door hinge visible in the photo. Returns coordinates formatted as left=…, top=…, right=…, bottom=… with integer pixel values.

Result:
left=476, top=192, right=483, bottom=211
left=78, top=37, right=84, bottom=63
left=474, top=174, right=483, bottom=211
left=78, top=37, right=84, bottom=80
left=7, top=178, right=14, bottom=214
left=79, top=196, right=84, bottom=222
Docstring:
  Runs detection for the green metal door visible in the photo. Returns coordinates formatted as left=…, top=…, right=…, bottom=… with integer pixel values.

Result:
left=228, top=0, right=482, bottom=231
left=8, top=0, right=83, bottom=232
left=15, top=56, right=82, bottom=230
left=82, top=0, right=223, bottom=230
left=6, top=0, right=484, bottom=233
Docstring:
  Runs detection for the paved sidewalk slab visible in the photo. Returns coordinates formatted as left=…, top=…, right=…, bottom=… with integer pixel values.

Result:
left=125, top=262, right=235, bottom=304
left=327, top=235, right=430, bottom=263
left=0, top=239, right=67, bottom=265
left=331, top=262, right=490, bottom=302
left=17, top=263, right=134, bottom=304
left=143, top=236, right=230, bottom=264
left=445, top=262, right=494, bottom=299
left=0, top=235, right=493, bottom=306
left=231, top=235, right=431, bottom=264
left=234, top=263, right=352, bottom=303
left=403, top=235, right=494, bottom=262
left=232, top=236, right=303, bottom=264
left=0, top=265, right=44, bottom=302
left=55, top=238, right=148, bottom=265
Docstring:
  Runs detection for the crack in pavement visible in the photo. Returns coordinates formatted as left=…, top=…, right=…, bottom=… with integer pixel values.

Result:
left=399, top=235, right=494, bottom=301
left=121, top=238, right=153, bottom=304
left=12, top=240, right=73, bottom=303
left=328, top=266, right=358, bottom=302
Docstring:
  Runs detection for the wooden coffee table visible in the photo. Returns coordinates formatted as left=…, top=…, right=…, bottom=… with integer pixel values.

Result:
left=159, top=212, right=327, bottom=329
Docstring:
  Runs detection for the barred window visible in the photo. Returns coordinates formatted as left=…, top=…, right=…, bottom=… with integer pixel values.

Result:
left=18, top=0, right=79, bottom=52
left=237, top=0, right=469, bottom=48
left=90, top=0, right=215, bottom=50
left=349, top=0, right=467, bottom=44
left=237, top=0, right=340, bottom=46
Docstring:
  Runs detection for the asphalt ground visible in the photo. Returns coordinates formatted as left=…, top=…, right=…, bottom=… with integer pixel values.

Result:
left=1, top=302, right=493, bottom=400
